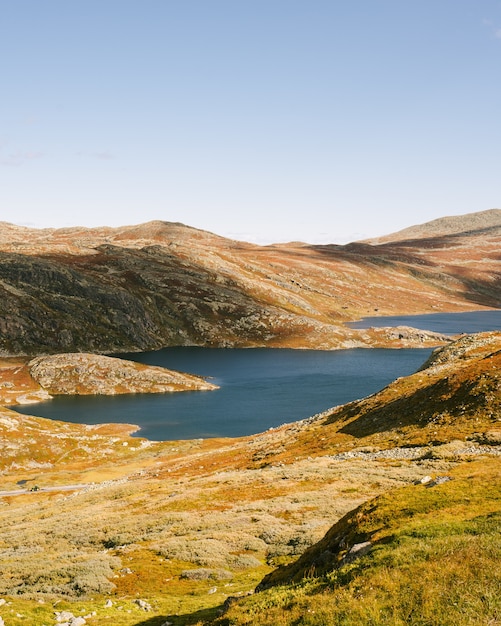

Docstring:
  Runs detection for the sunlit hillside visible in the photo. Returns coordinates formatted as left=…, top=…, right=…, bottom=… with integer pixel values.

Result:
left=0, top=332, right=499, bottom=625
left=1, top=210, right=500, bottom=355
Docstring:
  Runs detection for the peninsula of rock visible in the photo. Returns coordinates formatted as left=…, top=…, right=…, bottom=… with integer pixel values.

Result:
left=0, top=352, right=217, bottom=406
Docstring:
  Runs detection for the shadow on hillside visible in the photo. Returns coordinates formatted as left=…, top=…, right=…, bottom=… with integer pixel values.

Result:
left=329, top=373, right=487, bottom=438
left=311, top=232, right=501, bottom=310
left=132, top=604, right=225, bottom=625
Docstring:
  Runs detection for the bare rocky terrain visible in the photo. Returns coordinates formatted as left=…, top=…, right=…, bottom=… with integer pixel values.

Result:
left=27, top=353, right=217, bottom=395
left=0, top=209, right=500, bottom=356
left=0, top=353, right=216, bottom=407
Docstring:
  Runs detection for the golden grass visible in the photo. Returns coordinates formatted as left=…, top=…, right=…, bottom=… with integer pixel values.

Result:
left=0, top=333, right=499, bottom=624
left=217, top=458, right=501, bottom=626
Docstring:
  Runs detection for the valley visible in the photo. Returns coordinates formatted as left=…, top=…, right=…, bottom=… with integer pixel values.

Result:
left=0, top=210, right=500, bottom=625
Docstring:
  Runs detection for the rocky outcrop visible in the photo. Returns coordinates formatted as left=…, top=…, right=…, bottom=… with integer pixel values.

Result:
left=27, top=353, right=217, bottom=395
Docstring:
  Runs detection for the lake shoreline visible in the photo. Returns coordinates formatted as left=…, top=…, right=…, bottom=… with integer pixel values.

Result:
left=8, top=311, right=501, bottom=441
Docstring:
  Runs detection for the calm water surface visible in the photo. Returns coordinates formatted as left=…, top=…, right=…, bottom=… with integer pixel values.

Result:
left=15, top=310, right=500, bottom=441
left=15, top=348, right=431, bottom=440
left=348, top=309, right=501, bottom=334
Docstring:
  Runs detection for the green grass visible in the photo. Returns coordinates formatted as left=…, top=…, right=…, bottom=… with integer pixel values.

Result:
left=214, top=459, right=501, bottom=626
left=1, top=333, right=500, bottom=624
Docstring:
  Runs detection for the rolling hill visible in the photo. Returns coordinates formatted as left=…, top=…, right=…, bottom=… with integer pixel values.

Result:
left=0, top=209, right=500, bottom=355
left=0, top=210, right=500, bottom=625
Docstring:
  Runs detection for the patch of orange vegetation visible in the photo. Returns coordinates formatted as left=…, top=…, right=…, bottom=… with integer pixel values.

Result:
left=0, top=362, right=42, bottom=404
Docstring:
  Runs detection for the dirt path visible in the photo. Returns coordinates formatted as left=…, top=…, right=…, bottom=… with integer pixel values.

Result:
left=0, top=483, right=91, bottom=497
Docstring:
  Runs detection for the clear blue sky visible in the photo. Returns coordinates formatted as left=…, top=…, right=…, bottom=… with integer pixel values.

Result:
left=1, top=1, right=500, bottom=243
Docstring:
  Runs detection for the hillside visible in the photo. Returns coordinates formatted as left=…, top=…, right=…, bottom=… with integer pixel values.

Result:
left=219, top=458, right=501, bottom=626
left=364, top=207, right=501, bottom=243
left=0, top=332, right=499, bottom=625
left=0, top=210, right=500, bottom=355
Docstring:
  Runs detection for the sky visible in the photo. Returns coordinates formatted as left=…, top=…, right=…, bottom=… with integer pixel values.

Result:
left=1, top=1, right=500, bottom=244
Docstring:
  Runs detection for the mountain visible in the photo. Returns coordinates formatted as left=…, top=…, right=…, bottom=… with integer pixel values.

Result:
left=363, top=207, right=501, bottom=243
left=0, top=210, right=500, bottom=356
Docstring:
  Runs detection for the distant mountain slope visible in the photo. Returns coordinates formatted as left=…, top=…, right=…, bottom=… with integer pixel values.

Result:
left=364, top=208, right=501, bottom=243
left=0, top=211, right=499, bottom=355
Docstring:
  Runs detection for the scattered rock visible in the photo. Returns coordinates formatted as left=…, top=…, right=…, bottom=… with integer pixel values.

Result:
left=55, top=611, right=76, bottom=623
left=104, top=599, right=113, bottom=608
left=54, top=611, right=87, bottom=625
left=425, top=476, right=453, bottom=488
left=418, top=475, right=433, bottom=485
left=134, top=599, right=152, bottom=611
left=344, top=541, right=372, bottom=563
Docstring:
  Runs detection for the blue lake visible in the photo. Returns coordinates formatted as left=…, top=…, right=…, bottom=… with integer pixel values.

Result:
left=348, top=309, right=501, bottom=334
left=15, top=347, right=432, bottom=441
left=14, top=310, right=500, bottom=441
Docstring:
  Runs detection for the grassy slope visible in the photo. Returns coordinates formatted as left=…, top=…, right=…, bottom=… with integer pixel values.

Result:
left=217, top=459, right=500, bottom=626
left=0, top=333, right=500, bottom=625
left=213, top=334, right=501, bottom=626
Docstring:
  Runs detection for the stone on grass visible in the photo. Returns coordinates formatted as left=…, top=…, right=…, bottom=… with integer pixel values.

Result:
left=343, top=541, right=372, bottom=564
left=134, top=599, right=152, bottom=611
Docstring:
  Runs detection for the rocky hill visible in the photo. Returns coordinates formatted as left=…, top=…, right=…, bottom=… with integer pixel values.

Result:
left=0, top=353, right=217, bottom=407
left=364, top=207, right=501, bottom=243
left=28, top=353, right=217, bottom=395
left=0, top=210, right=500, bottom=355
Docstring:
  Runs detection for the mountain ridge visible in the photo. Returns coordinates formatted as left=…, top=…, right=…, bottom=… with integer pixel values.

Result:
left=0, top=209, right=499, bottom=356
left=363, top=207, right=501, bottom=243
left=5, top=207, right=501, bottom=247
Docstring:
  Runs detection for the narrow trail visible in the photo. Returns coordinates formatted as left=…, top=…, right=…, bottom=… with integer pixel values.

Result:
left=0, top=483, right=91, bottom=497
